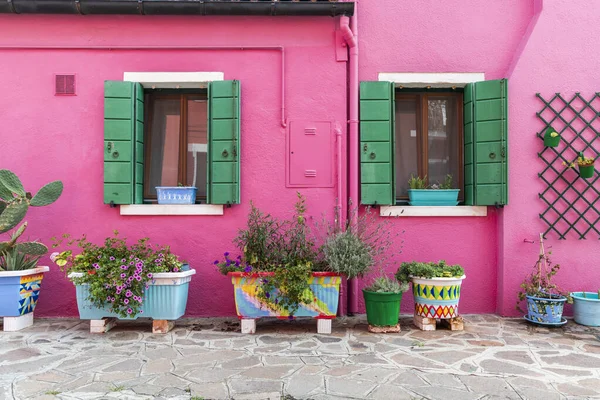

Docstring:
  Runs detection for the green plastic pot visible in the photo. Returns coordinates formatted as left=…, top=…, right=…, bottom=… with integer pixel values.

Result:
left=363, top=289, right=402, bottom=327
left=544, top=135, right=560, bottom=147
left=579, top=164, right=595, bottom=179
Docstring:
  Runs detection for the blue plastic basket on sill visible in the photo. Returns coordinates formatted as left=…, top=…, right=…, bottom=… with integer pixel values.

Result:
left=156, top=187, right=198, bottom=205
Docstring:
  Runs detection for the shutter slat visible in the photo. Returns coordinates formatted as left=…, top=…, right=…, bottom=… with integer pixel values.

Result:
left=104, top=81, right=144, bottom=205
left=464, top=79, right=508, bottom=206
left=360, top=81, right=395, bottom=205
left=208, top=80, right=240, bottom=205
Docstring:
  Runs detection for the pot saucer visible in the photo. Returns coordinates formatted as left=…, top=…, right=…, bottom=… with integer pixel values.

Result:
left=523, top=314, right=567, bottom=327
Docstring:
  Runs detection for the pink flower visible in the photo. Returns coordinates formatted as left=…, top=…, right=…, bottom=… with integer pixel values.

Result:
left=124, top=299, right=129, bottom=305
left=127, top=308, right=133, bottom=314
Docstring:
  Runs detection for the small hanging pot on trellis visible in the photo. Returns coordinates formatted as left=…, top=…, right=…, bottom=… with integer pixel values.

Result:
left=576, top=151, right=595, bottom=179
left=543, top=127, right=560, bottom=147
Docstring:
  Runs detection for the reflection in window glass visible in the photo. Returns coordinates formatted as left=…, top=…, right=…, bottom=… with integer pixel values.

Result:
left=428, top=97, right=459, bottom=187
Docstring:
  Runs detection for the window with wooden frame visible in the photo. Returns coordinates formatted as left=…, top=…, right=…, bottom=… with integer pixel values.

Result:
left=103, top=80, right=241, bottom=206
left=359, top=79, right=507, bottom=207
left=144, top=91, right=208, bottom=202
left=395, top=91, right=463, bottom=200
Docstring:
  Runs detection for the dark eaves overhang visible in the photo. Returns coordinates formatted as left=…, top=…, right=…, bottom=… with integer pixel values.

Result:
left=0, top=0, right=354, bottom=16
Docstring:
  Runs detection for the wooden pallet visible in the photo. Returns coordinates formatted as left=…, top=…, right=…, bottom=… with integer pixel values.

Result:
left=89, top=318, right=174, bottom=334
left=240, top=318, right=333, bottom=334
left=368, top=323, right=400, bottom=333
left=413, top=315, right=463, bottom=331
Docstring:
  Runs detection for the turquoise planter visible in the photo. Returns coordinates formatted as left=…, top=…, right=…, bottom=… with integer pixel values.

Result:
left=407, top=189, right=460, bottom=206
left=571, top=292, right=600, bottom=327
left=70, top=269, right=195, bottom=320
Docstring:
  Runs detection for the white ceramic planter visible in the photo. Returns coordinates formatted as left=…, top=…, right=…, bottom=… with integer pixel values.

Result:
left=411, top=275, right=466, bottom=319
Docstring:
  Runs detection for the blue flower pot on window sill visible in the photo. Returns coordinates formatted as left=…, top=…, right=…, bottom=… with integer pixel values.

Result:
left=156, top=187, right=197, bottom=205
left=407, top=189, right=460, bottom=206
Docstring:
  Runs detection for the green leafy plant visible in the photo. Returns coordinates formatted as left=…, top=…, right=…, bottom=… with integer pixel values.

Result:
left=0, top=169, right=63, bottom=271
left=52, top=231, right=185, bottom=318
left=364, top=275, right=408, bottom=294
left=396, top=260, right=464, bottom=284
left=516, top=234, right=571, bottom=313
left=438, top=174, right=454, bottom=189
left=215, top=193, right=318, bottom=315
left=408, top=174, right=428, bottom=189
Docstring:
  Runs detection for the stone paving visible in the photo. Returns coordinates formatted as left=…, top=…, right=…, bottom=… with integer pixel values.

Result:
left=1, top=315, right=600, bottom=400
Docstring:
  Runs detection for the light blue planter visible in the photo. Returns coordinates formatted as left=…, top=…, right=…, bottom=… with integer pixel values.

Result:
left=571, top=292, right=600, bottom=327
left=156, top=187, right=197, bottom=205
left=70, top=268, right=196, bottom=320
left=526, top=294, right=566, bottom=324
left=408, top=189, right=460, bottom=206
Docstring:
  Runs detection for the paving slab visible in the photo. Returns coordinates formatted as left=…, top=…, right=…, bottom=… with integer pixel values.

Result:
left=1, top=315, right=599, bottom=400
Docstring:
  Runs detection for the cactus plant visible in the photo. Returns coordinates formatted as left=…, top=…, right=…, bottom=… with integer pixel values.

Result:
left=0, top=170, right=63, bottom=272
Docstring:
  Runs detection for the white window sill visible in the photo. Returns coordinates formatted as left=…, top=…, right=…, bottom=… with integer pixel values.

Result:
left=380, top=206, right=487, bottom=217
left=120, top=204, right=224, bottom=216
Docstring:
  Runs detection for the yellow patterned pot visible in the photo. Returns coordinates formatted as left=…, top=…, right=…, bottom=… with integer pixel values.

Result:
left=411, top=275, right=466, bottom=319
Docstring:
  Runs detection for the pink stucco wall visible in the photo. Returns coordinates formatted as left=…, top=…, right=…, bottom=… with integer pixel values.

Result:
left=2, top=0, right=598, bottom=318
left=0, top=15, right=347, bottom=317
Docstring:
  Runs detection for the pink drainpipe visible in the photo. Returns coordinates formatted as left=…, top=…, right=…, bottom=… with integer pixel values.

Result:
left=340, top=8, right=359, bottom=314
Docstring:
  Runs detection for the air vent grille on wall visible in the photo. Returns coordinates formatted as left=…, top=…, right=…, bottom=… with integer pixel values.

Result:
left=55, top=74, right=76, bottom=95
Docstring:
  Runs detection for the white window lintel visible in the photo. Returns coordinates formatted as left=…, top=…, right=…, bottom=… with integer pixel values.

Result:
left=123, top=71, right=224, bottom=89
left=378, top=72, right=485, bottom=88
left=380, top=206, right=487, bottom=217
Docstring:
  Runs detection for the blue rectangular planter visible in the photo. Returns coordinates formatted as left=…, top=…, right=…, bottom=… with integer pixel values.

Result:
left=70, top=269, right=196, bottom=320
left=156, top=187, right=197, bottom=205
left=0, top=267, right=49, bottom=317
left=408, top=189, right=460, bottom=206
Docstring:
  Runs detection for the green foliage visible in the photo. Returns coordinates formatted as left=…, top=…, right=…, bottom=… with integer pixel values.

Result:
left=408, top=174, right=454, bottom=190
left=0, top=169, right=63, bottom=271
left=322, top=230, right=373, bottom=278
left=408, top=174, right=428, bottom=189
left=396, top=260, right=464, bottom=284
left=0, top=248, right=42, bottom=271
left=215, top=193, right=319, bottom=315
left=364, top=275, right=409, bottom=294
left=52, top=231, right=185, bottom=318
left=516, top=241, right=571, bottom=313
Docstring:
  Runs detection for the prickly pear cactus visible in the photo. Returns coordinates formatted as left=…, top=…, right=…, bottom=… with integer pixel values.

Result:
left=0, top=169, right=63, bottom=270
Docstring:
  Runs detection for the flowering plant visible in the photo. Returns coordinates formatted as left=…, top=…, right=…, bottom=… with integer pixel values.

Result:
left=563, top=153, right=595, bottom=168
left=52, top=231, right=184, bottom=318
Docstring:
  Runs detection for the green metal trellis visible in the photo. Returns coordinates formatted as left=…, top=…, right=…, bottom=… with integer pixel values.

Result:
left=537, top=92, right=600, bottom=240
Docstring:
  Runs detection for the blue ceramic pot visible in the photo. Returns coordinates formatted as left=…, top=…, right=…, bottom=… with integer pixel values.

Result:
left=571, top=292, right=600, bottom=327
left=526, top=294, right=566, bottom=324
left=407, top=189, right=460, bottom=206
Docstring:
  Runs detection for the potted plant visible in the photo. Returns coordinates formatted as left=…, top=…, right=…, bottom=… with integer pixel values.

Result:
left=407, top=174, right=460, bottom=206
left=396, top=260, right=465, bottom=329
left=52, top=231, right=196, bottom=333
left=564, top=152, right=596, bottom=179
left=216, top=193, right=340, bottom=333
left=571, top=290, right=600, bottom=327
left=156, top=183, right=197, bottom=204
left=362, top=275, right=408, bottom=332
left=0, top=169, right=63, bottom=331
left=543, top=127, right=560, bottom=148
left=517, top=234, right=570, bottom=326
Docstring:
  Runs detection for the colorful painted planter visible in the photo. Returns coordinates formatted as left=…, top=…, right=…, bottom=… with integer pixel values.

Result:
left=571, top=292, right=600, bottom=327
left=407, top=189, right=460, bottom=206
left=0, top=266, right=49, bottom=331
left=69, top=268, right=196, bottom=320
left=525, top=294, right=567, bottom=324
left=156, top=186, right=198, bottom=204
left=579, top=165, right=595, bottom=179
left=228, top=272, right=341, bottom=318
left=363, top=290, right=402, bottom=327
left=411, top=275, right=465, bottom=319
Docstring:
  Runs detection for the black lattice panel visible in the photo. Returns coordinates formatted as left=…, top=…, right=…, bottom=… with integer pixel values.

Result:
left=537, top=93, right=600, bottom=239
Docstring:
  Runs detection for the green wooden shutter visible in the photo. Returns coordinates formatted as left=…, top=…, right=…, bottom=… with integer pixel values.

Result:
left=360, top=81, right=395, bottom=205
left=463, top=79, right=508, bottom=206
left=207, top=80, right=240, bottom=205
left=103, top=81, right=144, bottom=205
